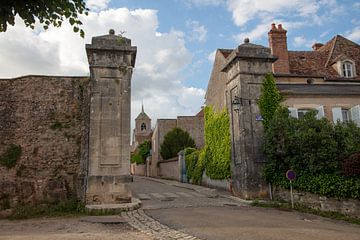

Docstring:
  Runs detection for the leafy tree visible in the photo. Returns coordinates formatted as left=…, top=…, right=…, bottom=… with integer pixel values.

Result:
left=138, top=140, right=151, bottom=161
left=0, top=0, right=89, bottom=37
left=160, top=128, right=195, bottom=160
left=258, top=73, right=282, bottom=129
left=130, top=140, right=151, bottom=165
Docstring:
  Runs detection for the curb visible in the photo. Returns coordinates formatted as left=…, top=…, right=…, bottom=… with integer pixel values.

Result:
left=85, top=198, right=142, bottom=215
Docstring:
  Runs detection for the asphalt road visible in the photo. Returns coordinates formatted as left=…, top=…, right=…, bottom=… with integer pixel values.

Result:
left=130, top=177, right=360, bottom=240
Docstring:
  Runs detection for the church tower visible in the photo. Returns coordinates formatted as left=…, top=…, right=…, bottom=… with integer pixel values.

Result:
left=134, top=104, right=152, bottom=145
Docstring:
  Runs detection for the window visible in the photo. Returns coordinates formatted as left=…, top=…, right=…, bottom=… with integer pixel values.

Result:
left=342, top=62, right=354, bottom=78
left=297, top=109, right=312, bottom=119
left=341, top=108, right=351, bottom=122
left=141, top=123, right=146, bottom=131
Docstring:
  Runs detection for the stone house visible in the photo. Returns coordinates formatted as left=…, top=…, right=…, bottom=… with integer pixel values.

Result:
left=149, top=110, right=204, bottom=179
left=205, top=23, right=360, bottom=199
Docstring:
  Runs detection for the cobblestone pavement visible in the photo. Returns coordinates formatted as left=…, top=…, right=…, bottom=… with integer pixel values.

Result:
left=122, top=209, right=200, bottom=240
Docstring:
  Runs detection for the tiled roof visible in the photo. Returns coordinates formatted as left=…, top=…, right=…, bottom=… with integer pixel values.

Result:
left=218, top=49, right=232, bottom=59
left=288, top=35, right=360, bottom=80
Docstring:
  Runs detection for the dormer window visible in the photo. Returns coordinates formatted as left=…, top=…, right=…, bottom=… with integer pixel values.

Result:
left=141, top=123, right=146, bottom=131
left=342, top=61, right=354, bottom=78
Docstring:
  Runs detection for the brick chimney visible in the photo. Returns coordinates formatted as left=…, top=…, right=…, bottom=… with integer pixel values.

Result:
left=312, top=43, right=324, bottom=51
left=268, top=23, right=290, bottom=73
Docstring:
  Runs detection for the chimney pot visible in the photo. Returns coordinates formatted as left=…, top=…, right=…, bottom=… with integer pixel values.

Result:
left=278, top=24, right=282, bottom=30
left=312, top=42, right=324, bottom=51
left=271, top=23, right=276, bottom=29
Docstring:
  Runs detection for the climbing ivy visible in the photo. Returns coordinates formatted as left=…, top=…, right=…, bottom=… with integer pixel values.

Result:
left=0, top=144, right=22, bottom=169
left=258, top=73, right=282, bottom=130
left=203, top=106, right=231, bottom=180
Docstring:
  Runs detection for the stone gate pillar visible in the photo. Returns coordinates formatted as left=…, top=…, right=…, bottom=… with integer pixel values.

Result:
left=85, top=30, right=137, bottom=204
left=222, top=39, right=276, bottom=199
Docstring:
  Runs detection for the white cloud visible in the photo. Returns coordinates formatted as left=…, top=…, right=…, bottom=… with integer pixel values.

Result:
left=227, top=0, right=341, bottom=27
left=86, top=0, right=111, bottom=11
left=0, top=8, right=205, bottom=131
left=293, top=36, right=317, bottom=48
left=346, top=26, right=360, bottom=42
left=208, top=50, right=216, bottom=62
left=186, top=20, right=207, bottom=42
left=184, top=0, right=226, bottom=7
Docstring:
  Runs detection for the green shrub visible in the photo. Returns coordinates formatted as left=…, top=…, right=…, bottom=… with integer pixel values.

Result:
left=160, top=127, right=195, bottom=160
left=0, top=144, right=22, bottom=169
left=263, top=107, right=360, bottom=199
left=204, top=106, right=231, bottom=180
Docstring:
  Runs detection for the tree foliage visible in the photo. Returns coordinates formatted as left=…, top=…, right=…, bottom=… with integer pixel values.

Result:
left=263, top=107, right=360, bottom=199
left=160, top=127, right=195, bottom=160
left=184, top=147, right=206, bottom=184
left=0, top=0, right=89, bottom=37
left=258, top=73, right=282, bottom=129
left=131, top=140, right=151, bottom=165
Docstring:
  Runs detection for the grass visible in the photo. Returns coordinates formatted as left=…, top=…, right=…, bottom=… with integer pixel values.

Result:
left=9, top=199, right=86, bottom=220
left=251, top=200, right=360, bottom=225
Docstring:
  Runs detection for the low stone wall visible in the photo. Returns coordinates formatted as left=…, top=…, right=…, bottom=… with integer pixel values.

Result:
left=0, top=75, right=90, bottom=208
left=273, top=186, right=360, bottom=217
left=131, top=164, right=146, bottom=176
left=201, top=172, right=231, bottom=192
left=158, top=158, right=179, bottom=181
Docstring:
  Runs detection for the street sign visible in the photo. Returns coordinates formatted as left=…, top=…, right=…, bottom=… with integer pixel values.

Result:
left=286, top=170, right=296, bottom=181
left=255, top=115, right=263, bottom=121
left=286, top=170, right=296, bottom=208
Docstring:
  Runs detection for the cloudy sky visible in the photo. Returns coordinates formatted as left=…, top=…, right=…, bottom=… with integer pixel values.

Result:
left=0, top=0, right=359, bottom=129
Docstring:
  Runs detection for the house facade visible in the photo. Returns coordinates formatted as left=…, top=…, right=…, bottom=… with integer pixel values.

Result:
left=205, top=23, right=360, bottom=199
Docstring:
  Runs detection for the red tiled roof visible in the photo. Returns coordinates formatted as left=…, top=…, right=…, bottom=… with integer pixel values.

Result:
left=288, top=35, right=360, bottom=80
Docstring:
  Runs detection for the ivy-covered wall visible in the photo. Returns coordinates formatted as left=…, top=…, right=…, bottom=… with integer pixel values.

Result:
left=185, top=106, right=231, bottom=184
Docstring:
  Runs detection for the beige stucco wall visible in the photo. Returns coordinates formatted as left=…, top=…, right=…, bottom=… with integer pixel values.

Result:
left=283, top=94, right=359, bottom=122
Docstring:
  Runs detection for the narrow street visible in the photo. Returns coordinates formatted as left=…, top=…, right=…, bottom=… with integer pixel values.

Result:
left=129, top=176, right=360, bottom=240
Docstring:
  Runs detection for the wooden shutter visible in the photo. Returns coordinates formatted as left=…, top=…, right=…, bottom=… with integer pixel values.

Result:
left=332, top=107, right=342, bottom=123
left=316, top=105, right=325, bottom=119
left=288, top=108, right=298, bottom=119
left=350, top=105, right=360, bottom=127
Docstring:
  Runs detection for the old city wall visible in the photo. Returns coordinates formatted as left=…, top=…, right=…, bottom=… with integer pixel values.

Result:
left=0, top=75, right=90, bottom=207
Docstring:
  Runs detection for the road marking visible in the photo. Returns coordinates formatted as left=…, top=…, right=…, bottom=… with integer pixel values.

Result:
left=150, top=193, right=166, bottom=199
left=137, top=193, right=151, bottom=200
left=176, top=192, right=194, bottom=197
left=189, top=192, right=206, bottom=197
left=163, top=192, right=180, bottom=198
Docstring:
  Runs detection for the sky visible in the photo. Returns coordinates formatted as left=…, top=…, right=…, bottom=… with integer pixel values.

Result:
left=0, top=0, right=359, bottom=130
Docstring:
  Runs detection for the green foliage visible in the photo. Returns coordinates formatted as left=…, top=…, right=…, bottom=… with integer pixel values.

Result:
left=50, top=121, right=70, bottom=130
left=131, top=140, right=151, bottom=165
left=160, top=127, right=196, bottom=160
left=131, top=153, right=144, bottom=165
left=10, top=198, right=85, bottom=220
left=263, top=107, right=360, bottom=199
left=0, top=144, right=22, bottom=169
left=258, top=73, right=283, bottom=129
left=184, top=148, right=206, bottom=184
left=204, top=106, right=231, bottom=180
left=0, top=0, right=88, bottom=37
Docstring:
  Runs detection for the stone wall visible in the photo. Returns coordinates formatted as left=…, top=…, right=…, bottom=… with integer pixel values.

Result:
left=158, top=158, right=179, bottom=181
left=273, top=187, right=360, bottom=218
left=177, top=116, right=204, bottom=148
left=0, top=75, right=89, bottom=207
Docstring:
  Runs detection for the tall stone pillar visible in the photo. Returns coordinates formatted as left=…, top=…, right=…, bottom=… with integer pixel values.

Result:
left=222, top=39, right=277, bottom=199
left=85, top=30, right=137, bottom=204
